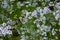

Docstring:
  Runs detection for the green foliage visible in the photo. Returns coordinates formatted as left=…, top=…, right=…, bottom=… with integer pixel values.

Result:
left=0, top=0, right=60, bottom=40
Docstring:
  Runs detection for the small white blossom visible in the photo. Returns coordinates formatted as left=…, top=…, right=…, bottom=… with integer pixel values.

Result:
left=41, top=31, right=47, bottom=36
left=43, top=37, right=47, bottom=40
left=36, top=7, right=44, bottom=16
left=32, top=10, right=37, bottom=17
left=49, top=2, right=54, bottom=6
left=21, top=35, right=25, bottom=40
left=45, top=0, right=50, bottom=2
left=0, top=24, right=12, bottom=36
left=33, top=19, right=40, bottom=25
left=39, top=16, right=46, bottom=22
left=52, top=28, right=56, bottom=35
left=32, top=3, right=37, bottom=7
left=36, top=7, right=41, bottom=13
left=53, top=10, right=59, bottom=16
left=44, top=7, right=51, bottom=14
left=2, top=0, right=8, bottom=8
left=40, top=24, right=51, bottom=32
left=2, top=27, right=12, bottom=36
left=37, top=24, right=40, bottom=28
left=55, top=2, right=60, bottom=10
left=36, top=29, right=40, bottom=33
left=7, top=20, right=15, bottom=25
left=17, top=2, right=24, bottom=8
left=2, top=23, right=6, bottom=27
left=10, top=0, right=15, bottom=2
left=55, top=14, right=60, bottom=20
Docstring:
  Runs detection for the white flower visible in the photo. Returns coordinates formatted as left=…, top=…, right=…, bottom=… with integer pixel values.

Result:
left=45, top=0, right=50, bottom=2
left=55, top=36, right=58, bottom=39
left=25, top=10, right=30, bottom=18
left=43, top=37, right=47, bottom=40
left=44, top=7, right=51, bottom=14
left=37, top=24, right=40, bottom=28
left=17, top=2, right=21, bottom=8
left=49, top=2, right=54, bottom=6
left=36, top=7, right=44, bottom=16
left=22, top=10, right=30, bottom=18
left=32, top=10, right=37, bottom=17
left=39, top=9, right=44, bottom=16
left=17, top=2, right=24, bottom=8
left=2, top=0, right=8, bottom=8
left=41, top=31, right=47, bottom=36
left=7, top=20, right=15, bottom=25
left=39, top=16, right=46, bottom=22
left=0, top=24, right=12, bottom=36
left=36, top=29, right=40, bottom=33
left=40, top=24, right=51, bottom=32
left=32, top=3, right=37, bottom=7
left=2, top=27, right=12, bottom=36
left=53, top=10, right=59, bottom=16
left=55, top=2, right=60, bottom=10
left=6, top=25, right=12, bottom=29
left=36, top=7, right=41, bottom=13
left=53, top=12, right=57, bottom=16
left=33, top=19, right=40, bottom=24
left=2, top=23, right=6, bottom=27
left=10, top=0, right=15, bottom=2
left=21, top=35, right=25, bottom=40
left=52, top=28, right=56, bottom=35
left=55, top=14, right=60, bottom=20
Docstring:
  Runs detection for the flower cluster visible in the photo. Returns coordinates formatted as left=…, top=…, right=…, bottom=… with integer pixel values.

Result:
left=0, top=0, right=60, bottom=40
left=0, top=23, right=12, bottom=36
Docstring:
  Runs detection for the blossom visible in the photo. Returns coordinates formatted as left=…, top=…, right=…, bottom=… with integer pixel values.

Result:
left=36, top=7, right=44, bottom=16
left=55, top=2, right=60, bottom=10
left=0, top=23, right=12, bottom=36
left=2, top=23, right=6, bottom=27
left=33, top=19, right=40, bottom=24
left=10, top=0, right=15, bottom=2
left=39, top=16, right=46, bottom=21
left=49, top=2, right=54, bottom=6
left=36, top=24, right=40, bottom=28
left=52, top=28, right=56, bottom=35
left=40, top=24, right=51, bottom=32
left=2, top=0, right=8, bottom=8
left=17, top=2, right=24, bottom=8
left=2, top=27, right=12, bottom=36
left=44, top=6, right=51, bottom=14
left=55, top=14, right=60, bottom=20
left=22, top=10, right=30, bottom=18
left=32, top=10, right=37, bottom=17
left=36, top=7, right=41, bottom=13
left=7, top=20, right=15, bottom=25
